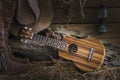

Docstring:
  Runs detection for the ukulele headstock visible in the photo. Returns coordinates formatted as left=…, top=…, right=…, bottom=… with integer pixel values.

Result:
left=18, top=27, right=33, bottom=39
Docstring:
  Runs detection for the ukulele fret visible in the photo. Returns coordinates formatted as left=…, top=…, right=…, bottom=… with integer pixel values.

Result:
left=36, top=34, right=39, bottom=41
left=49, top=38, right=54, bottom=47
left=33, top=34, right=37, bottom=41
left=40, top=35, right=45, bottom=43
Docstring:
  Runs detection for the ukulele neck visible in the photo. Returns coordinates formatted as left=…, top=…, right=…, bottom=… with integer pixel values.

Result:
left=32, top=33, right=68, bottom=51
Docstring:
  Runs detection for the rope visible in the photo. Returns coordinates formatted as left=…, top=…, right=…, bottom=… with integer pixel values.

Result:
left=59, top=0, right=87, bottom=24
left=61, top=0, right=73, bottom=4
left=79, top=0, right=87, bottom=19
left=59, top=0, right=73, bottom=26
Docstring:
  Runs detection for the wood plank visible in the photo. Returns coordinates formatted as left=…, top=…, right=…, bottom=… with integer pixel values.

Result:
left=101, top=38, right=120, bottom=44
left=53, top=0, right=120, bottom=8
left=51, top=24, right=120, bottom=37
left=50, top=24, right=120, bottom=44
left=53, top=8, right=120, bottom=24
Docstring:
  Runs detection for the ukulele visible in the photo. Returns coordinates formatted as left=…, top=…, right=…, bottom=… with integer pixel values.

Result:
left=18, top=27, right=105, bottom=72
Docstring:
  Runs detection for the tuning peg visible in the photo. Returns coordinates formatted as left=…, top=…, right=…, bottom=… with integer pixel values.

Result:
left=24, top=27, right=28, bottom=29
left=28, top=27, right=32, bottom=31
left=24, top=27, right=32, bottom=31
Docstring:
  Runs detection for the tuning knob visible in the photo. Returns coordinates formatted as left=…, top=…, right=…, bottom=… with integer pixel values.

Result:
left=24, top=27, right=32, bottom=31
left=29, top=27, right=32, bottom=31
left=24, top=27, right=28, bottom=29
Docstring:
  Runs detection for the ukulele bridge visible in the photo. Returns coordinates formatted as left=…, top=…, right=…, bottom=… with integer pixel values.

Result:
left=88, top=48, right=95, bottom=62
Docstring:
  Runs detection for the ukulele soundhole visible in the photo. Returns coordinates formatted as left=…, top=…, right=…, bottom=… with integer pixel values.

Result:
left=68, top=44, right=78, bottom=54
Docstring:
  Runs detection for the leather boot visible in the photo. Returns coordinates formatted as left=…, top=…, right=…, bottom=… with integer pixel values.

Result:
left=0, top=1, right=30, bottom=74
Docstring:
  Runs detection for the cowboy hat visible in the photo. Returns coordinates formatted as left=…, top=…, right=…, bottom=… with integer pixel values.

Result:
left=10, top=0, right=54, bottom=36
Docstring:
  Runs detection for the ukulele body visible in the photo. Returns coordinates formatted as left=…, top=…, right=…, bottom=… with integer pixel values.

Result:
left=58, top=36, right=105, bottom=72
left=18, top=27, right=105, bottom=72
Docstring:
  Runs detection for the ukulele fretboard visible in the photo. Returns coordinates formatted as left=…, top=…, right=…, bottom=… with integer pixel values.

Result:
left=32, top=34, right=67, bottom=51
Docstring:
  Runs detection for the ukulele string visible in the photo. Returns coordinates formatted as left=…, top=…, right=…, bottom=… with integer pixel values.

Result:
left=68, top=46, right=78, bottom=53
